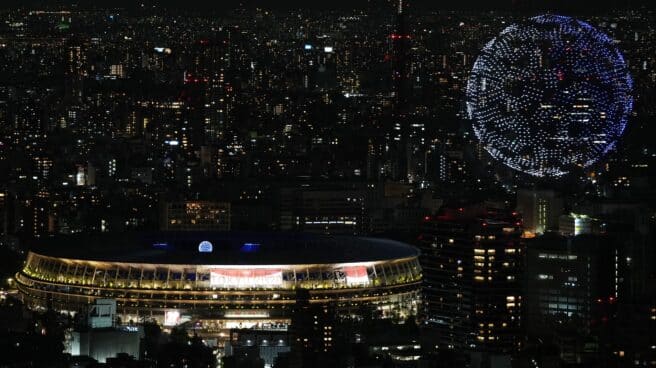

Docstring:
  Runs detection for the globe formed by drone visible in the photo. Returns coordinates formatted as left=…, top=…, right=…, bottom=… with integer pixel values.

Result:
left=466, top=15, right=633, bottom=177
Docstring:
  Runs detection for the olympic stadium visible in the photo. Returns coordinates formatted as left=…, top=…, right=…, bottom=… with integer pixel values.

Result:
left=15, top=232, right=421, bottom=330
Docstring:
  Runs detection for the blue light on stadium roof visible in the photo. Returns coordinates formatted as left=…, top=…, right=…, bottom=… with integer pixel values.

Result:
left=240, top=243, right=261, bottom=253
left=198, top=241, right=213, bottom=253
left=152, top=242, right=169, bottom=249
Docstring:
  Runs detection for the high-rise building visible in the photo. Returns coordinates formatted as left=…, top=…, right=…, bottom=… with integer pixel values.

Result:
left=558, top=213, right=596, bottom=236
left=418, top=206, right=524, bottom=354
left=65, top=44, right=84, bottom=102
left=523, top=233, right=624, bottom=364
left=389, top=0, right=412, bottom=182
left=286, top=289, right=337, bottom=368
left=516, top=189, right=563, bottom=235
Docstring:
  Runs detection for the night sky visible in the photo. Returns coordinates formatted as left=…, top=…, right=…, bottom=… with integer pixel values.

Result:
left=0, top=0, right=653, bottom=12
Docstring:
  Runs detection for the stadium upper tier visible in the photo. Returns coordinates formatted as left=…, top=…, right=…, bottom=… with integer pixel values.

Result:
left=23, top=231, right=419, bottom=265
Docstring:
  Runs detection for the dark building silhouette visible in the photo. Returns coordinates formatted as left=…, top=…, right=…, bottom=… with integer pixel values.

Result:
left=418, top=205, right=524, bottom=354
left=285, top=288, right=337, bottom=368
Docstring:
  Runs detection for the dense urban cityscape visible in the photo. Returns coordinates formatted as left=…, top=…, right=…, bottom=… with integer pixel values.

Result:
left=0, top=0, right=655, bottom=367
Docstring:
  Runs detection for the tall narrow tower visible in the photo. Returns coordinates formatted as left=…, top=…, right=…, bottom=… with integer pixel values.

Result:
left=390, top=0, right=412, bottom=181
left=391, top=0, right=410, bottom=100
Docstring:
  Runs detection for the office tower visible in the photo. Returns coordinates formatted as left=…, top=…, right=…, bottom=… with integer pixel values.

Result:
left=516, top=189, right=563, bottom=235
left=389, top=0, right=412, bottom=182
left=418, top=206, right=524, bottom=354
left=524, top=234, right=623, bottom=364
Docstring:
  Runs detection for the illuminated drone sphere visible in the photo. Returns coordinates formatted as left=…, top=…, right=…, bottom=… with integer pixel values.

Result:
left=466, top=15, right=633, bottom=177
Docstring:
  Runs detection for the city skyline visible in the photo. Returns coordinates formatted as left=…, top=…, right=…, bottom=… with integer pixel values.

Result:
left=2, top=0, right=656, bottom=11
left=0, top=2, right=654, bottom=368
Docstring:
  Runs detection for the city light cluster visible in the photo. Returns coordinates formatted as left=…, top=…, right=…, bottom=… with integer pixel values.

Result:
left=466, top=15, right=633, bottom=177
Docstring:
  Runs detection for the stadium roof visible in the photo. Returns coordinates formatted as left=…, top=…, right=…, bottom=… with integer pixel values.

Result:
left=27, top=231, right=419, bottom=265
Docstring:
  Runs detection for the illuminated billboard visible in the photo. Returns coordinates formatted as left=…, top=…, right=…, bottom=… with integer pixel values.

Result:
left=210, top=268, right=283, bottom=288
left=343, top=266, right=369, bottom=286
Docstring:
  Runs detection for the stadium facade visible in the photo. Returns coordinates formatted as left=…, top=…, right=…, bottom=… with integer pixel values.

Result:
left=16, top=232, right=421, bottom=330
